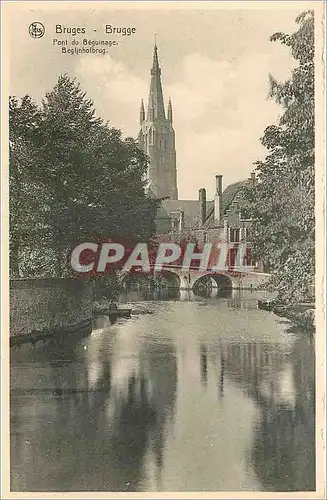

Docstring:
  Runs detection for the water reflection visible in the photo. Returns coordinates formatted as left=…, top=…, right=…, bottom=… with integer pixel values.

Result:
left=228, top=290, right=260, bottom=310
left=195, top=287, right=233, bottom=299
left=10, top=291, right=315, bottom=492
left=120, top=287, right=180, bottom=303
left=200, top=344, right=208, bottom=385
left=211, top=337, right=315, bottom=491
left=120, top=286, right=233, bottom=303
left=219, top=352, right=225, bottom=399
left=251, top=337, right=315, bottom=491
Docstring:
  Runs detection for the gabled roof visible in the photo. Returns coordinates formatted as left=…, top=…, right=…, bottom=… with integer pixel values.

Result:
left=155, top=178, right=252, bottom=231
left=222, top=181, right=246, bottom=211
left=202, top=180, right=249, bottom=229
left=162, top=199, right=213, bottom=228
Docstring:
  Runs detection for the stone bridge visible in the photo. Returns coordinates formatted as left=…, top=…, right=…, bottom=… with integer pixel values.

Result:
left=151, top=265, right=271, bottom=291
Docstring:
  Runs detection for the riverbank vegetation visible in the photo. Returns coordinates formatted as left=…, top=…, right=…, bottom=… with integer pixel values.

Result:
left=9, top=75, right=161, bottom=283
left=245, top=10, right=315, bottom=305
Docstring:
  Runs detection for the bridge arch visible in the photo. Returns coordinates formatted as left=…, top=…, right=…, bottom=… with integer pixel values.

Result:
left=158, top=270, right=181, bottom=289
left=192, top=272, right=233, bottom=297
left=121, top=270, right=181, bottom=290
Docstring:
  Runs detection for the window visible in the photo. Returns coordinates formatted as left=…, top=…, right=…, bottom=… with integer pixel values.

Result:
left=230, top=228, right=240, bottom=243
left=240, top=207, right=250, bottom=219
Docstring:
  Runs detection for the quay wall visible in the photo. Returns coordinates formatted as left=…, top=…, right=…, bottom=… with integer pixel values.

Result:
left=10, top=278, right=94, bottom=339
left=234, top=272, right=271, bottom=290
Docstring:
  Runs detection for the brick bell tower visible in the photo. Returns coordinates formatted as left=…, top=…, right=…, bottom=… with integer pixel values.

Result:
left=138, top=44, right=178, bottom=200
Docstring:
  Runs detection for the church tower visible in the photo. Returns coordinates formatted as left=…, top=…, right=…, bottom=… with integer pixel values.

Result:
left=138, top=44, right=178, bottom=200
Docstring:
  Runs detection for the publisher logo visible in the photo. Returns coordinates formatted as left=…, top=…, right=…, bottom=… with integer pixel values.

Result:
left=29, top=22, right=45, bottom=39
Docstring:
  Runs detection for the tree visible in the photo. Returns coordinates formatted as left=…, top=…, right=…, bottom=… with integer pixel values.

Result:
left=246, top=10, right=315, bottom=303
left=9, top=75, right=160, bottom=278
left=40, top=76, right=160, bottom=243
left=9, top=95, right=48, bottom=276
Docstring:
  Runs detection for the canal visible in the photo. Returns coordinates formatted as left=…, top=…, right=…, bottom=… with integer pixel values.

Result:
left=10, top=289, right=315, bottom=492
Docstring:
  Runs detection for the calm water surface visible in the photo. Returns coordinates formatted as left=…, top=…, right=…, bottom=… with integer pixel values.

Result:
left=10, top=290, right=315, bottom=492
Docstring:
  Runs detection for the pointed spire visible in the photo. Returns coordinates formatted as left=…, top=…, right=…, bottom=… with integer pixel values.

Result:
left=148, top=92, right=155, bottom=121
left=152, top=43, right=160, bottom=73
left=147, top=43, right=166, bottom=121
left=140, top=99, right=145, bottom=124
left=167, top=97, right=173, bottom=123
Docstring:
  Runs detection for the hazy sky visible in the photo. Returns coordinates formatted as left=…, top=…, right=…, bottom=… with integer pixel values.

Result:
left=8, top=3, right=302, bottom=199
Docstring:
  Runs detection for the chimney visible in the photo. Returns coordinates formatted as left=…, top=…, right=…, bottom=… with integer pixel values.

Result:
left=251, top=172, right=256, bottom=187
left=178, top=208, right=185, bottom=232
left=223, top=219, right=228, bottom=240
left=214, top=175, right=223, bottom=224
left=198, top=188, right=206, bottom=226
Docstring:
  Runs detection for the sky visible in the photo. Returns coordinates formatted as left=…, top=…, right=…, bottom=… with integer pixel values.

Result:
left=8, top=3, right=302, bottom=200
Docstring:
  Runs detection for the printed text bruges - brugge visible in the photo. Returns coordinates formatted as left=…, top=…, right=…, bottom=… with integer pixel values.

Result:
left=55, top=25, right=137, bottom=36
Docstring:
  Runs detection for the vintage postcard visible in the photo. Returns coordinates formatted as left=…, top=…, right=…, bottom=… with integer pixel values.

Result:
left=1, top=0, right=325, bottom=498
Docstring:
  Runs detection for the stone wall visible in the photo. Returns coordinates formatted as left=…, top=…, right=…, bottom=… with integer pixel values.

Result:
left=10, top=278, right=94, bottom=338
left=235, top=272, right=272, bottom=290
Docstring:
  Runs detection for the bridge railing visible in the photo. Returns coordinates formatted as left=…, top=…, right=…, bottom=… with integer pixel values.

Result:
left=148, top=264, right=256, bottom=274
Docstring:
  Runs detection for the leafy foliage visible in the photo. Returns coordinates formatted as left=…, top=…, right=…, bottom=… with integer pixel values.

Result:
left=9, top=75, right=160, bottom=278
left=245, top=10, right=315, bottom=303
